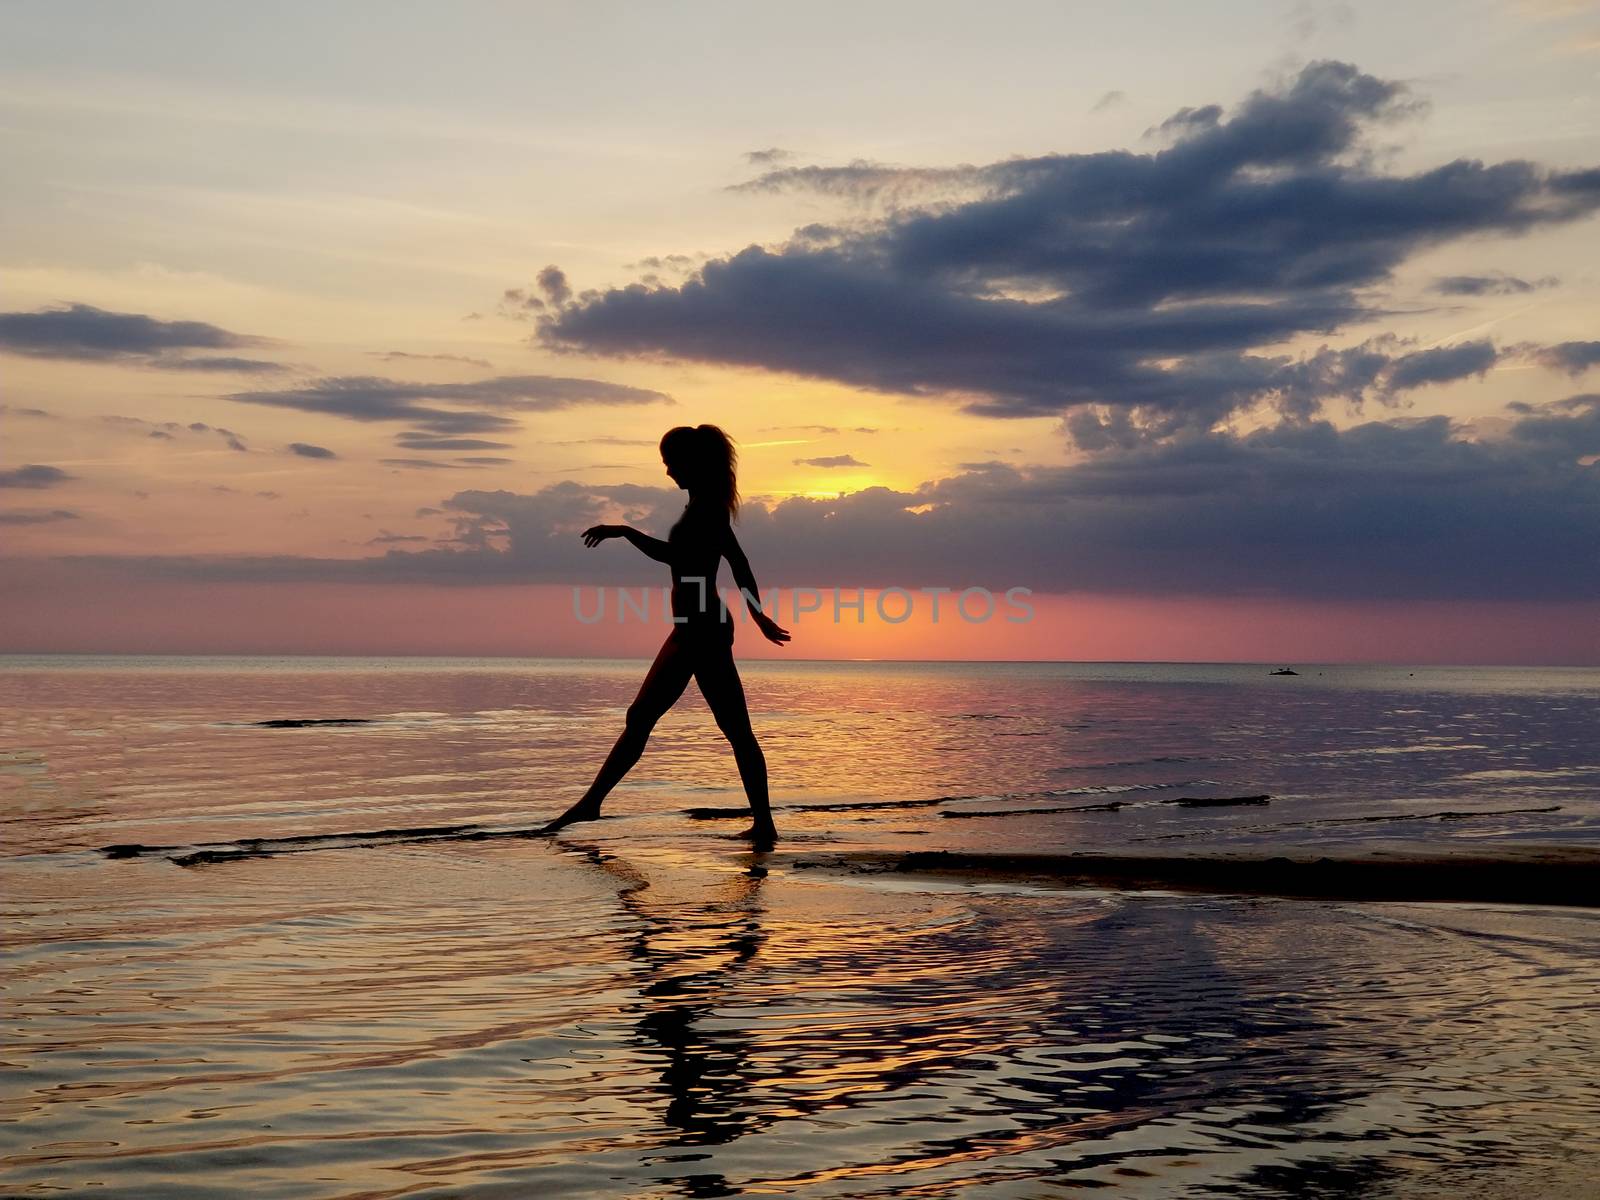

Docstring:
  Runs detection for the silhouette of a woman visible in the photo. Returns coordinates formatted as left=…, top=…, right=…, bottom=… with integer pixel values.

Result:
left=543, top=425, right=790, bottom=843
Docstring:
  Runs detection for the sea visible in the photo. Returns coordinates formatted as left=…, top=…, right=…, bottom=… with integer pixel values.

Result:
left=3, top=656, right=1598, bottom=1198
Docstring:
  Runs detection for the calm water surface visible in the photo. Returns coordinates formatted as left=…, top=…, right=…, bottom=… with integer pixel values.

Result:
left=3, top=657, right=1599, bottom=1197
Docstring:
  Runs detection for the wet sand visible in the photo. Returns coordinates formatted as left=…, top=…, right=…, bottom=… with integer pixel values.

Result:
left=792, top=845, right=1600, bottom=908
left=98, top=825, right=1600, bottom=906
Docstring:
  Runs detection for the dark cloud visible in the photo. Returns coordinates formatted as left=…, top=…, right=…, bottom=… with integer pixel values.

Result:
left=394, top=433, right=514, bottom=451
left=380, top=458, right=466, bottom=470
left=225, top=374, right=671, bottom=435
left=458, top=456, right=515, bottom=465
left=0, top=303, right=276, bottom=370
left=794, top=454, right=869, bottom=467
left=1506, top=392, right=1600, bottom=452
left=1431, top=272, right=1557, bottom=296
left=370, top=351, right=494, bottom=368
left=288, top=442, right=337, bottom=459
left=0, top=404, right=54, bottom=418
left=58, top=399, right=1600, bottom=603
left=0, top=508, right=78, bottom=525
left=0, top=464, right=72, bottom=489
left=1382, top=340, right=1499, bottom=391
left=1089, top=90, right=1126, bottom=113
left=744, top=147, right=794, bottom=165
left=1531, top=341, right=1600, bottom=376
left=543, top=62, right=1600, bottom=439
left=537, top=265, right=572, bottom=308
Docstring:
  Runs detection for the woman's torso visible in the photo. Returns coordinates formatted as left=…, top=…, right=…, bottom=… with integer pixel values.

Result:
left=667, top=499, right=732, bottom=640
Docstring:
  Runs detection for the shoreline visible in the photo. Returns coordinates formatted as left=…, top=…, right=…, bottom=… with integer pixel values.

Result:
left=788, top=847, right=1600, bottom=908
left=92, top=828, right=1600, bottom=909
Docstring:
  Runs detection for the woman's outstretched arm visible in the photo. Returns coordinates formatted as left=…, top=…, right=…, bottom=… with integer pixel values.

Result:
left=724, top=527, right=792, bottom=645
left=583, top=524, right=672, bottom=563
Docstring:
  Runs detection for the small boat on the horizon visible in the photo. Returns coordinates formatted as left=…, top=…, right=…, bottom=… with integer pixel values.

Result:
left=1270, top=667, right=1299, bottom=676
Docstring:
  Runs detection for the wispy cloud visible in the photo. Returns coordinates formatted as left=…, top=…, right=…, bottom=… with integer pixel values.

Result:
left=369, top=351, right=493, bottom=368
left=794, top=454, right=869, bottom=468
left=546, top=435, right=658, bottom=447
left=367, top=530, right=430, bottom=545
left=727, top=159, right=986, bottom=205
left=226, top=374, right=672, bottom=435
left=394, top=433, right=513, bottom=451
left=101, top=415, right=249, bottom=451
left=0, top=508, right=78, bottom=525
left=0, top=302, right=282, bottom=372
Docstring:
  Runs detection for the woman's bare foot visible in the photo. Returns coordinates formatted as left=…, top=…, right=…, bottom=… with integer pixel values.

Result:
left=540, top=799, right=602, bottom=834
left=734, top=821, right=778, bottom=846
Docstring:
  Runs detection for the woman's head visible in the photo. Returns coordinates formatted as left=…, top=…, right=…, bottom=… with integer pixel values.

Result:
left=660, top=424, right=739, bottom=519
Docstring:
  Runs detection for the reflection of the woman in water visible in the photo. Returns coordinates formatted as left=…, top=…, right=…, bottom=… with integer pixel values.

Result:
left=574, top=844, right=771, bottom=1178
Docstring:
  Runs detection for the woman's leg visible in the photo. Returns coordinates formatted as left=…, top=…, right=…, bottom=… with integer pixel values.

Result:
left=693, top=643, right=775, bottom=842
left=542, top=634, right=694, bottom=832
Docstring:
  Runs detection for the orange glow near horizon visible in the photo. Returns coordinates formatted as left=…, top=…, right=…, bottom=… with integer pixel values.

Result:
left=2, top=570, right=1594, bottom=665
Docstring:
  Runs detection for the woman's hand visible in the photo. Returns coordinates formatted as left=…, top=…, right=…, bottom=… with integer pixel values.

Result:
left=581, top=524, right=623, bottom=548
left=754, top=612, right=792, bottom=646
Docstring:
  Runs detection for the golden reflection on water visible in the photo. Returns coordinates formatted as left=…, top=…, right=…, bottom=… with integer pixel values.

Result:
left=5, top=660, right=1600, bottom=1197
left=4, top=833, right=1600, bottom=1198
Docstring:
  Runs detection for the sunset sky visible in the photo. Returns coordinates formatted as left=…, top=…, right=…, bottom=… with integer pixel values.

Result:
left=2, top=0, right=1597, bottom=662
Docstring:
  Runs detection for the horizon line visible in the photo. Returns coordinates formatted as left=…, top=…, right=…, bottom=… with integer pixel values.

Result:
left=3, top=651, right=1597, bottom=670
